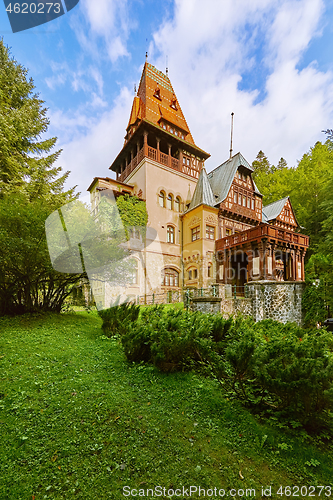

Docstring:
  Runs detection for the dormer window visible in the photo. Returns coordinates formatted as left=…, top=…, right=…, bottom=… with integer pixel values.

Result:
left=170, top=127, right=174, bottom=134
left=153, top=86, right=161, bottom=100
left=170, top=96, right=178, bottom=110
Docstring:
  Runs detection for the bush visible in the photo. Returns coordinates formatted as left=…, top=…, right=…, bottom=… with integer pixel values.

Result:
left=115, top=304, right=333, bottom=431
left=98, top=301, right=140, bottom=336
left=207, top=318, right=333, bottom=428
left=253, top=329, right=333, bottom=425
left=121, top=306, right=212, bottom=371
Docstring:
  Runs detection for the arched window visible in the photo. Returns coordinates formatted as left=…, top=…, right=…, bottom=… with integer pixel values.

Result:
left=167, top=193, right=173, bottom=210
left=167, top=225, right=175, bottom=244
left=159, top=191, right=165, bottom=207
left=174, top=196, right=181, bottom=212
left=188, top=267, right=198, bottom=280
left=208, top=263, right=212, bottom=278
left=162, top=268, right=179, bottom=287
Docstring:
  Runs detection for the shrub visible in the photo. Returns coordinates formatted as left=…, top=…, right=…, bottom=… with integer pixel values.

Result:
left=253, top=330, right=333, bottom=425
left=121, top=306, right=212, bottom=371
left=116, top=304, right=333, bottom=431
left=207, top=317, right=333, bottom=428
left=98, top=301, right=140, bottom=336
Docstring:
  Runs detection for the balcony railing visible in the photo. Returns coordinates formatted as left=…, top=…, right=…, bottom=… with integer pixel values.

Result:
left=216, top=223, right=309, bottom=251
left=117, top=145, right=201, bottom=182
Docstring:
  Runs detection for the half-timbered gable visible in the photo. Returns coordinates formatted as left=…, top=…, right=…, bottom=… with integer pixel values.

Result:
left=263, top=197, right=298, bottom=231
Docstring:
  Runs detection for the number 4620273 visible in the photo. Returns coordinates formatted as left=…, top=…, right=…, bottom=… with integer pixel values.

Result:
left=6, top=3, right=61, bottom=14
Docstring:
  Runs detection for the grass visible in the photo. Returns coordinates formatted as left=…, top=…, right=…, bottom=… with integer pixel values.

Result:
left=0, top=311, right=333, bottom=499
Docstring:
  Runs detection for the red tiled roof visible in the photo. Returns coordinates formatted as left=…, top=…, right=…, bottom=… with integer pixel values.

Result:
left=127, top=62, right=195, bottom=145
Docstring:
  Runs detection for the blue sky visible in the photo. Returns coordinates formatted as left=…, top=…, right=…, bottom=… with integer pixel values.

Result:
left=1, top=0, right=333, bottom=198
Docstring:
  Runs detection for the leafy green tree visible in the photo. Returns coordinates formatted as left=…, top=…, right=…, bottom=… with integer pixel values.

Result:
left=256, top=166, right=294, bottom=206
left=253, top=136, right=333, bottom=319
left=254, top=141, right=333, bottom=250
left=0, top=195, right=84, bottom=315
left=292, top=141, right=333, bottom=248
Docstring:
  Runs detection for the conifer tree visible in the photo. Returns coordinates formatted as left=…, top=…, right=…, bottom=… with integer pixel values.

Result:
left=0, top=39, right=75, bottom=203
left=0, top=39, right=82, bottom=315
left=251, top=150, right=271, bottom=177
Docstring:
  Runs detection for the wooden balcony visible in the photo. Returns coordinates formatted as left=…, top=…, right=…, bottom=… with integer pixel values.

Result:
left=216, top=223, right=309, bottom=252
left=117, top=145, right=201, bottom=183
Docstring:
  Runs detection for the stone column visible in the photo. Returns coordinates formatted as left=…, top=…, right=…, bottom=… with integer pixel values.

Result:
left=137, top=141, right=140, bottom=155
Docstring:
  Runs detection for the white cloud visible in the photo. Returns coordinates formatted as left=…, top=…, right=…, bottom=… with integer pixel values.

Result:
left=147, top=0, right=332, bottom=169
left=53, top=87, right=133, bottom=196
left=50, top=0, right=333, bottom=198
left=72, top=0, right=130, bottom=63
left=45, top=60, right=106, bottom=109
left=267, top=0, right=324, bottom=66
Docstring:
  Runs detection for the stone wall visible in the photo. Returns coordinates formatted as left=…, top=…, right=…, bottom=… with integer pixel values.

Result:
left=247, top=281, right=305, bottom=324
left=217, top=281, right=305, bottom=325
left=190, top=297, right=222, bottom=314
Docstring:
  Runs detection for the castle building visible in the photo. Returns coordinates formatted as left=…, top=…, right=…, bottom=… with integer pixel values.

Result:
left=88, top=60, right=309, bottom=307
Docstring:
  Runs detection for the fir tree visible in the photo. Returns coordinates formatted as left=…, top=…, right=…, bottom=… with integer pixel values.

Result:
left=251, top=150, right=271, bottom=178
left=0, top=39, right=81, bottom=315
left=0, top=39, right=75, bottom=203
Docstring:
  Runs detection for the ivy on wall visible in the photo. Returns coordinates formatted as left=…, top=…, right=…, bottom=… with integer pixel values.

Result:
left=116, top=194, right=148, bottom=237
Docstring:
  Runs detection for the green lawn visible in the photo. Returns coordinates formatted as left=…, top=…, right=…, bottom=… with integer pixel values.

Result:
left=0, top=311, right=332, bottom=499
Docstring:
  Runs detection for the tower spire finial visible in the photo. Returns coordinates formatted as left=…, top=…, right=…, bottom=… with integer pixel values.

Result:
left=229, top=112, right=234, bottom=159
left=145, top=51, right=148, bottom=63
left=166, top=55, right=168, bottom=76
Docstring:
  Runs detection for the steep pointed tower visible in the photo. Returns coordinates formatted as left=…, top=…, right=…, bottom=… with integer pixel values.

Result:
left=110, top=61, right=209, bottom=185
left=108, top=61, right=210, bottom=291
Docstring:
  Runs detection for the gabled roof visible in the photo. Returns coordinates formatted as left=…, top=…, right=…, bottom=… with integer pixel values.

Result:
left=188, top=168, right=215, bottom=210
left=127, top=62, right=195, bottom=145
left=262, top=196, right=289, bottom=222
left=207, top=152, right=261, bottom=205
left=127, top=96, right=143, bottom=129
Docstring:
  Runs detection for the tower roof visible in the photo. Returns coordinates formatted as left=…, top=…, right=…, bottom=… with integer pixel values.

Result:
left=127, top=62, right=196, bottom=146
left=188, top=168, right=215, bottom=210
